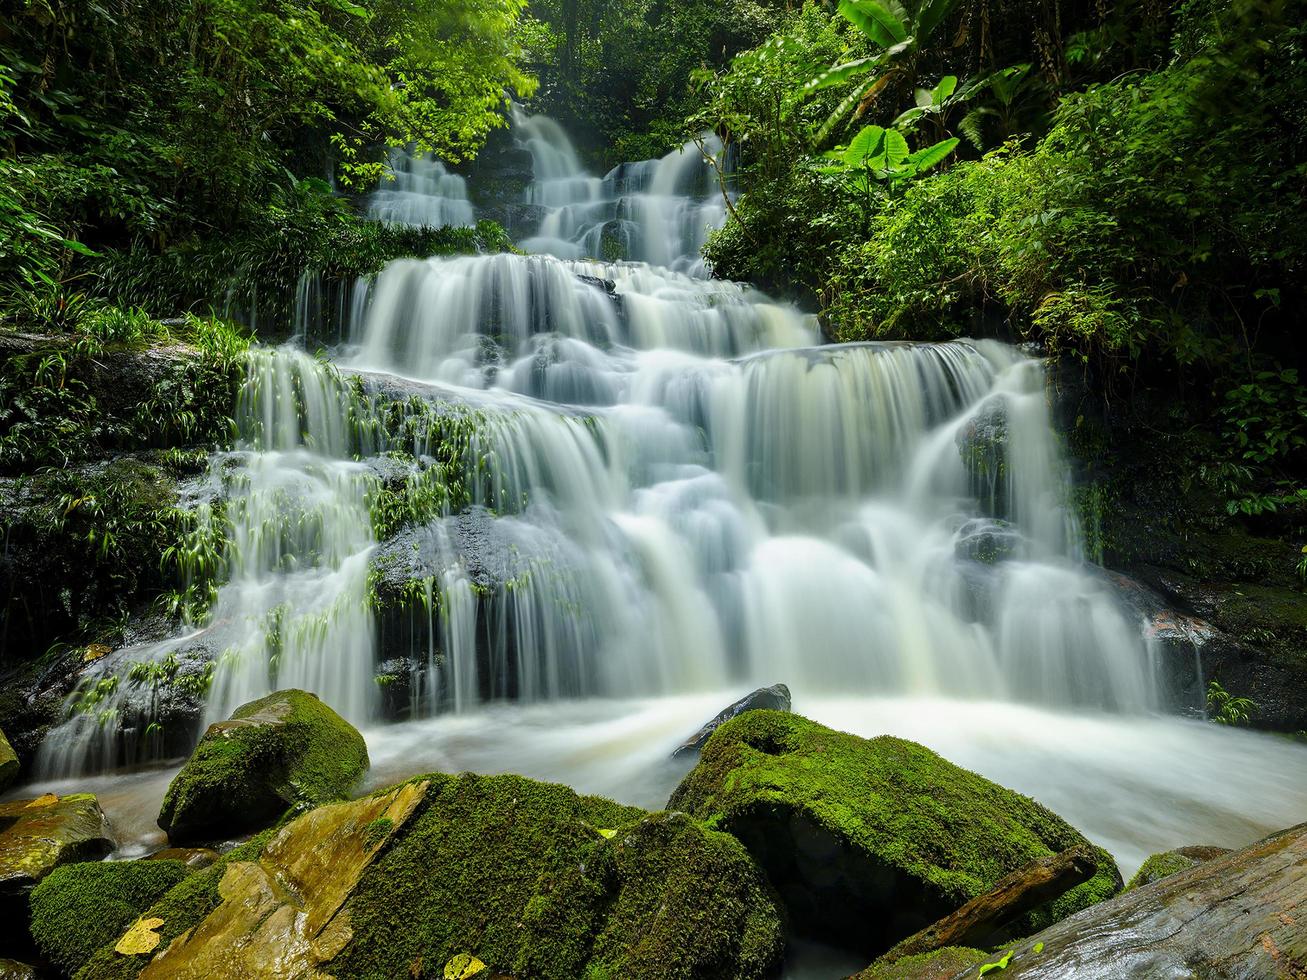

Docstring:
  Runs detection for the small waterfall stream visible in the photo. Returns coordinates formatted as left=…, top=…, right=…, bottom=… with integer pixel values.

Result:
left=26, top=111, right=1307, bottom=895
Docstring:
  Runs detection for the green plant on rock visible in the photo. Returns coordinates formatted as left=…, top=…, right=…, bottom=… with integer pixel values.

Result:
left=1207, top=680, right=1256, bottom=726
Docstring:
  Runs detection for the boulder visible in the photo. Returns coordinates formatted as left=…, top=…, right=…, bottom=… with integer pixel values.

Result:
left=80, top=772, right=785, bottom=980
left=668, top=711, right=1121, bottom=956
left=0, top=728, right=17, bottom=791
left=1124, top=844, right=1230, bottom=890
left=673, top=684, right=792, bottom=757
left=157, top=689, right=369, bottom=844
left=0, top=793, right=113, bottom=897
left=0, top=960, right=38, bottom=980
left=947, top=821, right=1307, bottom=978
left=29, top=859, right=190, bottom=977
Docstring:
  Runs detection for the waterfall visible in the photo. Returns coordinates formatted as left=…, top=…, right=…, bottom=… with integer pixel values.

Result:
left=38, top=110, right=1159, bottom=778
left=368, top=148, right=476, bottom=228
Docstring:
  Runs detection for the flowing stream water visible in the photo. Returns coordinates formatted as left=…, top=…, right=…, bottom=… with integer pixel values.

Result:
left=17, top=111, right=1307, bottom=971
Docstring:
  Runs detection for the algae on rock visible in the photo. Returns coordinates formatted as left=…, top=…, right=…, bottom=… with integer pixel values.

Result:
left=0, top=793, right=113, bottom=897
left=157, top=689, right=368, bottom=843
left=669, top=710, right=1122, bottom=956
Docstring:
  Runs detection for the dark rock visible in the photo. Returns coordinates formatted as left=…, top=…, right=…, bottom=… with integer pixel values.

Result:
left=157, top=689, right=369, bottom=844
left=672, top=684, right=791, bottom=757
left=0, top=793, right=113, bottom=897
left=1124, top=844, right=1230, bottom=890
left=669, top=711, right=1122, bottom=957
left=948, top=822, right=1307, bottom=979
left=953, top=518, right=1024, bottom=565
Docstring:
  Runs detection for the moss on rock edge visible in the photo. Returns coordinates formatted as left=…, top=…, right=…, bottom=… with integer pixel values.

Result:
left=668, top=711, right=1122, bottom=956
left=156, top=689, right=368, bottom=843
left=29, top=859, right=190, bottom=977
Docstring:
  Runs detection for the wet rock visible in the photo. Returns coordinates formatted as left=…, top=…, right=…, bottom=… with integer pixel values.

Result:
left=672, top=684, right=791, bottom=757
left=850, top=947, right=990, bottom=980
left=955, top=398, right=1008, bottom=520
left=157, top=689, right=369, bottom=844
left=668, top=711, right=1121, bottom=957
left=0, top=793, right=113, bottom=897
left=80, top=772, right=784, bottom=980
left=29, top=858, right=190, bottom=976
left=1124, top=844, right=1230, bottom=890
left=147, top=847, right=220, bottom=870
left=879, top=845, right=1100, bottom=961
left=948, top=821, right=1307, bottom=979
left=373, top=656, right=432, bottom=721
left=953, top=519, right=1023, bottom=565
left=0, top=728, right=17, bottom=791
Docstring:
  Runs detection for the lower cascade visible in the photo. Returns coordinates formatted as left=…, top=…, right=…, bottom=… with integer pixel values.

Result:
left=36, top=115, right=1163, bottom=780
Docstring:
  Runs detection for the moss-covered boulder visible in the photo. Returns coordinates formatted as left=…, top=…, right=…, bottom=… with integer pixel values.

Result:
left=1124, top=845, right=1230, bottom=891
left=0, top=960, right=38, bottom=980
left=0, top=727, right=17, bottom=790
left=669, top=711, right=1121, bottom=956
left=0, top=793, right=113, bottom=897
left=157, top=689, right=368, bottom=844
left=29, top=859, right=190, bottom=976
left=82, top=772, right=784, bottom=980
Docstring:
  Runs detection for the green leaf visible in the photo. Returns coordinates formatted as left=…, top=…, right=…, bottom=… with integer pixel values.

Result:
left=902, top=137, right=958, bottom=174
left=978, top=950, right=1014, bottom=975
left=844, top=124, right=888, bottom=167
left=916, top=0, right=961, bottom=41
left=883, top=129, right=909, bottom=168
left=801, top=57, right=878, bottom=94
left=933, top=75, right=958, bottom=104
left=838, top=0, right=907, bottom=47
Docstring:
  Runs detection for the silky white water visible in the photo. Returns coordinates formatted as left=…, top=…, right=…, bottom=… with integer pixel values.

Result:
left=28, top=109, right=1307, bottom=907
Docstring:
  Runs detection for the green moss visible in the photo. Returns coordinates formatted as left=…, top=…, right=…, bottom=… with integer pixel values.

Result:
left=362, top=817, right=393, bottom=852
left=157, top=689, right=368, bottom=843
left=330, top=772, right=783, bottom=980
left=1125, top=849, right=1206, bottom=891
left=74, top=830, right=274, bottom=980
left=669, top=711, right=1121, bottom=954
left=854, top=947, right=991, bottom=979
left=29, top=859, right=190, bottom=977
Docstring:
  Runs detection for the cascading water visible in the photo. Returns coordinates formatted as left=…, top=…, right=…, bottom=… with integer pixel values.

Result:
left=30, top=111, right=1307, bottom=908
left=368, top=147, right=476, bottom=228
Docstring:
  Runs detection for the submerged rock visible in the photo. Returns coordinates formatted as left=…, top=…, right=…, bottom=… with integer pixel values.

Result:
left=1124, top=844, right=1230, bottom=890
left=0, top=793, right=113, bottom=897
left=157, top=689, right=369, bottom=844
left=668, top=711, right=1121, bottom=957
left=29, top=859, right=190, bottom=977
left=0, top=727, right=17, bottom=790
left=672, top=683, right=792, bottom=757
left=948, top=822, right=1307, bottom=978
left=79, top=772, right=784, bottom=980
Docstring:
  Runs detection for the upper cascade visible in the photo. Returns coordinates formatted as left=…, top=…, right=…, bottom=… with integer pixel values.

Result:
left=368, top=148, right=476, bottom=229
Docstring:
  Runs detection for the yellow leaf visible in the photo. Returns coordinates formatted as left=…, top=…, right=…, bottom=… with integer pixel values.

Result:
left=26, top=794, right=59, bottom=808
left=84, top=643, right=111, bottom=663
left=596, top=828, right=616, bottom=839
left=444, top=953, right=487, bottom=980
left=115, top=917, right=165, bottom=956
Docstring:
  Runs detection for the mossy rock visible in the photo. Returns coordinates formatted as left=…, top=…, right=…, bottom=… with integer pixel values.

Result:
left=74, top=830, right=275, bottom=980
left=0, top=727, right=17, bottom=791
left=852, top=947, right=991, bottom=979
left=78, top=772, right=783, bottom=980
left=0, top=793, right=113, bottom=897
left=29, top=859, right=190, bottom=976
left=1124, top=845, right=1230, bottom=891
left=668, top=711, right=1122, bottom=957
left=157, top=689, right=368, bottom=844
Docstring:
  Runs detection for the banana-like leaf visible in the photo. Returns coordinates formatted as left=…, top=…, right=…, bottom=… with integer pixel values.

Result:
left=933, top=74, right=958, bottom=103
left=957, top=106, right=995, bottom=149
left=903, top=136, right=959, bottom=173
left=800, top=56, right=877, bottom=94
left=893, top=105, right=927, bottom=128
left=916, top=0, right=961, bottom=41
left=815, top=78, right=878, bottom=144
left=838, top=0, right=907, bottom=48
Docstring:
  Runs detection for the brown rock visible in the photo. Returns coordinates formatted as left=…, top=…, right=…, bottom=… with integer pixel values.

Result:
left=0, top=793, right=112, bottom=896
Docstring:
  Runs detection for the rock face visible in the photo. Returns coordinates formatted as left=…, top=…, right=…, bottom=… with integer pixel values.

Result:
left=29, top=859, right=190, bottom=977
left=948, top=821, right=1307, bottom=979
left=668, top=711, right=1121, bottom=956
left=672, top=684, right=792, bottom=757
left=78, top=772, right=785, bottom=980
left=157, top=689, right=369, bottom=844
left=1124, top=844, right=1230, bottom=890
left=0, top=728, right=16, bottom=790
left=852, top=948, right=990, bottom=980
